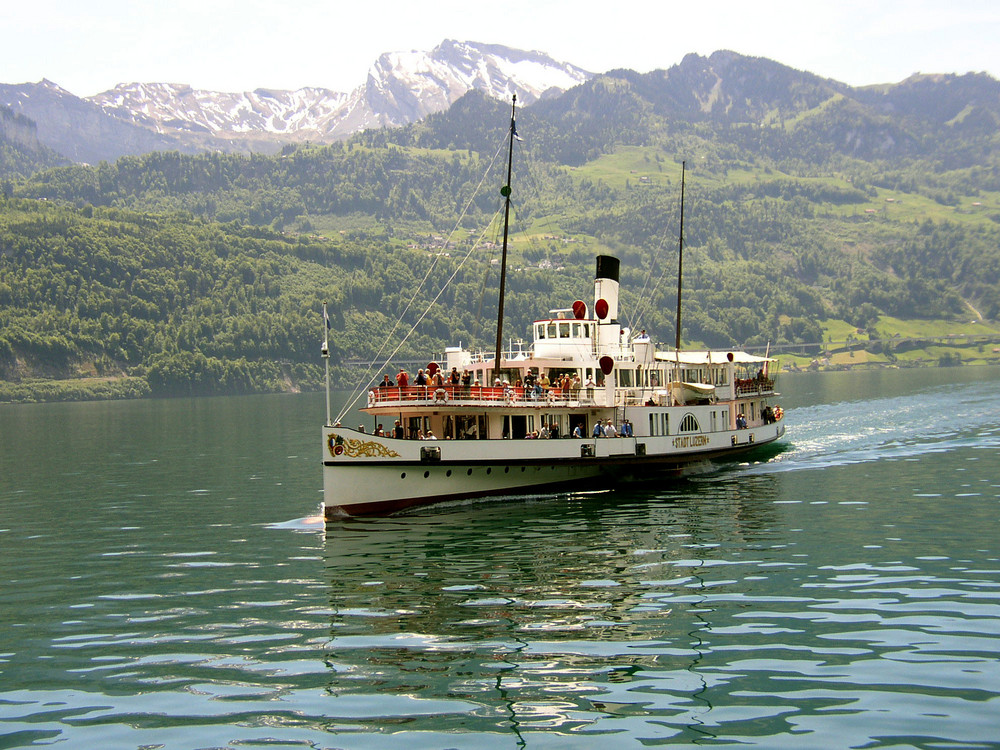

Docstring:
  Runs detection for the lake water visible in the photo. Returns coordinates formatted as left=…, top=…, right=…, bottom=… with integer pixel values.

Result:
left=2, top=367, right=999, bottom=749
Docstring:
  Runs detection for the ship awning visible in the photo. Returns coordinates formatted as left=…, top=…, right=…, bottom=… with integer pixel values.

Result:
left=655, top=350, right=774, bottom=365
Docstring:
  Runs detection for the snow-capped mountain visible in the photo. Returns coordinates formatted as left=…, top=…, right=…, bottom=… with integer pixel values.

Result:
left=0, top=79, right=194, bottom=163
left=90, top=83, right=350, bottom=139
left=359, top=40, right=591, bottom=125
left=1, top=40, right=591, bottom=163
left=88, top=40, right=591, bottom=144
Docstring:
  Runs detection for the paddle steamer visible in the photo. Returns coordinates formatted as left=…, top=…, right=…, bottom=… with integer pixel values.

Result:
left=322, top=253, right=783, bottom=516
left=321, top=98, right=784, bottom=517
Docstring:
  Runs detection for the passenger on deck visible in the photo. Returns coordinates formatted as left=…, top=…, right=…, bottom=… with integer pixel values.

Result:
left=592, top=421, right=605, bottom=438
left=396, top=369, right=409, bottom=389
left=393, top=420, right=404, bottom=439
left=415, top=368, right=427, bottom=386
left=604, top=420, right=618, bottom=438
left=380, top=374, right=394, bottom=388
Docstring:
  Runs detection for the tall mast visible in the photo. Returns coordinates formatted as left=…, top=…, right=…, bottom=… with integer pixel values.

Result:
left=674, top=160, right=686, bottom=353
left=492, top=94, right=517, bottom=383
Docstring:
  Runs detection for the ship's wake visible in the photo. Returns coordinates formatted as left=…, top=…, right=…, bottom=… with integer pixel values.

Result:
left=746, top=378, right=1000, bottom=475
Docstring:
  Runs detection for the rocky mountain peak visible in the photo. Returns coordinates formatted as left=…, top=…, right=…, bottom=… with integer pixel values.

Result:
left=0, top=40, right=590, bottom=158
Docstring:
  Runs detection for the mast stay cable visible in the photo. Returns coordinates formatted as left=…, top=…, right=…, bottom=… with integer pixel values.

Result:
left=334, top=132, right=511, bottom=423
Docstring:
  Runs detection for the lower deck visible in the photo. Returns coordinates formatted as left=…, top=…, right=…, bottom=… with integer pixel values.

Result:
left=360, top=388, right=780, bottom=443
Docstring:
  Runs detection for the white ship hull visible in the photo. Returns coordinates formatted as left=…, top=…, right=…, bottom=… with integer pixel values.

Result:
left=324, top=418, right=785, bottom=516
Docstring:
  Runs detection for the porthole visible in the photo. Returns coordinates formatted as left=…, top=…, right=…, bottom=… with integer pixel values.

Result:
left=400, top=472, right=406, bottom=479
left=423, top=470, right=430, bottom=478
left=504, top=466, right=510, bottom=473
left=467, top=468, right=473, bottom=476
left=521, top=467, right=526, bottom=472
left=446, top=469, right=452, bottom=477
left=486, top=467, right=492, bottom=475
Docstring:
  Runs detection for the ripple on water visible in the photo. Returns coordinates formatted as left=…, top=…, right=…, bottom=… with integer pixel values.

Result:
left=4, top=374, right=1000, bottom=747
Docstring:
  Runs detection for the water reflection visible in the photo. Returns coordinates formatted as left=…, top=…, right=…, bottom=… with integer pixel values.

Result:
left=322, top=476, right=786, bottom=741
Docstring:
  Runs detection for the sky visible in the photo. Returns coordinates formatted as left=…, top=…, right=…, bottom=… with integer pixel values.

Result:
left=5, top=0, right=1000, bottom=97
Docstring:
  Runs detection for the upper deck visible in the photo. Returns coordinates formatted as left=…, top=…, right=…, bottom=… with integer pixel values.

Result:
left=364, top=374, right=777, bottom=415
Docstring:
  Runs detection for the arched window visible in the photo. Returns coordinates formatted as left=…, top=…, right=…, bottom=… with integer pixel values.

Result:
left=680, top=413, right=700, bottom=432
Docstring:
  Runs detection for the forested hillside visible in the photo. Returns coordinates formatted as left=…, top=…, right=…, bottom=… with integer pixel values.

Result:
left=3, top=54, right=1000, bottom=401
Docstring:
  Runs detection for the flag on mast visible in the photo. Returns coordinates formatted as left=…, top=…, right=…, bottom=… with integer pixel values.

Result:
left=321, top=303, right=330, bottom=357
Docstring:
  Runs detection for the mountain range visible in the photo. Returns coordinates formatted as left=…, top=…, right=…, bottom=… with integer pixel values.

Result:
left=3, top=41, right=1000, bottom=175
left=0, top=40, right=591, bottom=166
left=3, top=43, right=1000, bottom=398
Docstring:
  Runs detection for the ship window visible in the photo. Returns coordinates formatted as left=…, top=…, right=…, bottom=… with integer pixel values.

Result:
left=583, top=324, right=590, bottom=338
left=572, top=323, right=582, bottom=338
left=547, top=323, right=557, bottom=338
left=680, top=414, right=700, bottom=432
left=559, top=323, right=570, bottom=338
left=619, top=369, right=632, bottom=387
left=537, top=324, right=545, bottom=339
left=649, top=413, right=669, bottom=436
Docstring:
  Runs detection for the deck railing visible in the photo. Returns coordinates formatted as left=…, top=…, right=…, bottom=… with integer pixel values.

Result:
left=734, top=377, right=775, bottom=396
left=367, top=385, right=604, bottom=408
